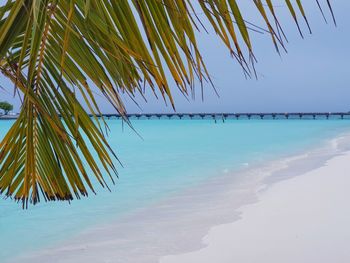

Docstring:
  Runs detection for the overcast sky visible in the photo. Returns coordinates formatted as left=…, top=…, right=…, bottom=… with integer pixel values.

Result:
left=1, top=0, right=349, bottom=113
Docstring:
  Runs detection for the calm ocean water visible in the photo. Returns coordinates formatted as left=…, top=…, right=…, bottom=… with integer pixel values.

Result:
left=1, top=118, right=350, bottom=261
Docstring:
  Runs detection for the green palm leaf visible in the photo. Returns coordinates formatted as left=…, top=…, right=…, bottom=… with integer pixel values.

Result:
left=0, top=0, right=336, bottom=207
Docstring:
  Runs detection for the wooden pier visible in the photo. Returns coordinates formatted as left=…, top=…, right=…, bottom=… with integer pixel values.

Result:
left=2, top=112, right=350, bottom=121
left=89, top=112, right=350, bottom=120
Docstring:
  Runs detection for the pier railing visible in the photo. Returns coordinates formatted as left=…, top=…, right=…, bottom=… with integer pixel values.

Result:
left=87, top=112, right=350, bottom=120
left=2, top=112, right=350, bottom=121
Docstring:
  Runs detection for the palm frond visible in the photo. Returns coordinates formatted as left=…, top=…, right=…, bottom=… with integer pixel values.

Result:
left=0, top=0, right=336, bottom=207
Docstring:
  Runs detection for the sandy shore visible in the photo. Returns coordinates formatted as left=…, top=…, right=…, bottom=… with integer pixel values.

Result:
left=161, top=151, right=350, bottom=263
left=12, top=134, right=350, bottom=263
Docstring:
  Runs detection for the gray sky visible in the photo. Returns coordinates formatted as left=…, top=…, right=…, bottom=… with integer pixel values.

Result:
left=1, top=0, right=349, bottom=113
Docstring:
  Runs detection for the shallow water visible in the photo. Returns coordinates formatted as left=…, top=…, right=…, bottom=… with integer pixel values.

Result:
left=1, top=118, right=350, bottom=262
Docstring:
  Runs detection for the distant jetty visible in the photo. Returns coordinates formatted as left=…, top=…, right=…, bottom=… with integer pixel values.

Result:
left=90, top=112, right=350, bottom=120
left=0, top=115, right=19, bottom=120
left=2, top=112, right=350, bottom=121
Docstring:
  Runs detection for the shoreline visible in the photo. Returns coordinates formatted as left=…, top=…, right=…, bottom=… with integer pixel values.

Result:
left=9, top=131, right=350, bottom=263
left=161, top=151, right=350, bottom=263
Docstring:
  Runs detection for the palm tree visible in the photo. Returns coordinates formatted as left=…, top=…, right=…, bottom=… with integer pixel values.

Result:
left=0, top=0, right=336, bottom=208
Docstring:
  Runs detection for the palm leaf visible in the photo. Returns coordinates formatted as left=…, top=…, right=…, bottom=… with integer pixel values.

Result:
left=0, top=0, right=336, bottom=207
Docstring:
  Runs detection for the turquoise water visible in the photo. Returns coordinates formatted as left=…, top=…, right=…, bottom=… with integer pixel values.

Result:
left=0, top=118, right=349, bottom=261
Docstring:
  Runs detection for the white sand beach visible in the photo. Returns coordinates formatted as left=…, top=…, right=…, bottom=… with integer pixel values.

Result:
left=13, top=134, right=350, bottom=263
left=161, top=151, right=350, bottom=263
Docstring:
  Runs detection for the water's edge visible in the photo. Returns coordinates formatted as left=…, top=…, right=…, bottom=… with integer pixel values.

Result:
left=13, top=130, right=350, bottom=263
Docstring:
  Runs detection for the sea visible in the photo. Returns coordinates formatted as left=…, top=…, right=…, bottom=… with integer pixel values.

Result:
left=1, top=117, right=350, bottom=262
